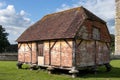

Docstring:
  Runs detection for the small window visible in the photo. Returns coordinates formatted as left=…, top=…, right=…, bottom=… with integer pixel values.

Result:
left=92, top=27, right=100, bottom=40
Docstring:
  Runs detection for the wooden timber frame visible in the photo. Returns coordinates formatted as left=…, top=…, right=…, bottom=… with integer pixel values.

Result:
left=17, top=35, right=111, bottom=78
left=46, top=39, right=79, bottom=77
left=47, top=39, right=73, bottom=67
left=17, top=39, right=73, bottom=67
left=16, top=7, right=111, bottom=78
left=17, top=42, right=38, bottom=68
left=17, top=38, right=111, bottom=78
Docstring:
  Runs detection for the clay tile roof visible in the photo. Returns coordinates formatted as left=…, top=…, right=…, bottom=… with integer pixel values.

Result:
left=16, top=6, right=106, bottom=42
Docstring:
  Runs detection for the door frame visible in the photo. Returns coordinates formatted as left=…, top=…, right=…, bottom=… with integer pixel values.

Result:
left=37, top=41, right=44, bottom=65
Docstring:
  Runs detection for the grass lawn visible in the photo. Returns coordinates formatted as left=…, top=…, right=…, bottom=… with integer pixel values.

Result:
left=0, top=60, right=120, bottom=80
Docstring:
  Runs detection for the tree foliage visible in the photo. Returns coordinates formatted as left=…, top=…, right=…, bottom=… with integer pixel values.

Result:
left=110, top=34, right=115, bottom=53
left=0, top=25, right=10, bottom=53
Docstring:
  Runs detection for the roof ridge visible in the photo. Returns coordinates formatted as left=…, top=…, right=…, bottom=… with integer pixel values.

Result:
left=46, top=6, right=82, bottom=16
left=82, top=7, right=106, bottom=23
left=39, top=6, right=84, bottom=23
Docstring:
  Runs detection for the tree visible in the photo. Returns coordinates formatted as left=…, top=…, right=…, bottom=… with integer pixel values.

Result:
left=110, top=34, right=115, bottom=53
left=0, top=25, right=10, bottom=53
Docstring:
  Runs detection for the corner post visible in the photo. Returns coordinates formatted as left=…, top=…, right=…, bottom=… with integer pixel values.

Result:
left=72, top=39, right=76, bottom=67
left=69, top=39, right=79, bottom=78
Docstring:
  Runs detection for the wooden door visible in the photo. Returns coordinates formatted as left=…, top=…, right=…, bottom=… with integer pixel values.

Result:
left=38, top=42, right=44, bottom=65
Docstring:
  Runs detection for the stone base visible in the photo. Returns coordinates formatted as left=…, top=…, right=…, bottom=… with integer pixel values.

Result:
left=69, top=67, right=79, bottom=78
left=47, top=66, right=54, bottom=74
left=16, top=62, right=23, bottom=69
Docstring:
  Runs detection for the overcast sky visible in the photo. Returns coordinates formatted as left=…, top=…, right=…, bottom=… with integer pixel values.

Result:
left=0, top=0, right=115, bottom=44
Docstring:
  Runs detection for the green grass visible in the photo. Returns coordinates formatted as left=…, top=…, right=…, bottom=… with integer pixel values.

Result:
left=0, top=60, right=120, bottom=80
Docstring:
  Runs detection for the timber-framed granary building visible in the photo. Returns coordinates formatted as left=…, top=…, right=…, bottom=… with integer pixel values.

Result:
left=16, top=6, right=111, bottom=77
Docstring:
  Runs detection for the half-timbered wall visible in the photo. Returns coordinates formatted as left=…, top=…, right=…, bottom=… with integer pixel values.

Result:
left=18, top=43, right=24, bottom=62
left=78, top=20, right=110, bottom=42
left=96, top=42, right=110, bottom=64
left=75, top=40, right=94, bottom=67
left=31, top=43, right=37, bottom=63
left=18, top=42, right=37, bottom=64
left=43, top=39, right=72, bottom=67
left=75, top=20, right=110, bottom=67
left=75, top=40, right=110, bottom=67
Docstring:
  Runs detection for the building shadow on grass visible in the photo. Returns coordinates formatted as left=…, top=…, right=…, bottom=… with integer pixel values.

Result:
left=77, top=67, right=120, bottom=78
left=51, top=66, right=120, bottom=78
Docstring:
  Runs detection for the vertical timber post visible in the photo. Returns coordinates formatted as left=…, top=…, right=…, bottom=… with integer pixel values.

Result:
left=23, top=43, right=25, bottom=63
left=49, top=40, right=51, bottom=65
left=30, top=43, right=32, bottom=64
left=47, top=40, right=54, bottom=74
left=17, top=43, right=23, bottom=69
left=69, top=39, right=78, bottom=78
left=48, top=40, right=52, bottom=74
left=94, top=40, right=97, bottom=74
left=72, top=39, right=76, bottom=67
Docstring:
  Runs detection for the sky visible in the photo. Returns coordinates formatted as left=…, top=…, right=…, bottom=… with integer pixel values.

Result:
left=0, top=0, right=115, bottom=44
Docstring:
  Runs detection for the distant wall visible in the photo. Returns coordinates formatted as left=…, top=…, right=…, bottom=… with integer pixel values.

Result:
left=115, top=0, right=120, bottom=55
left=0, top=53, right=18, bottom=61
left=111, top=55, right=120, bottom=60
